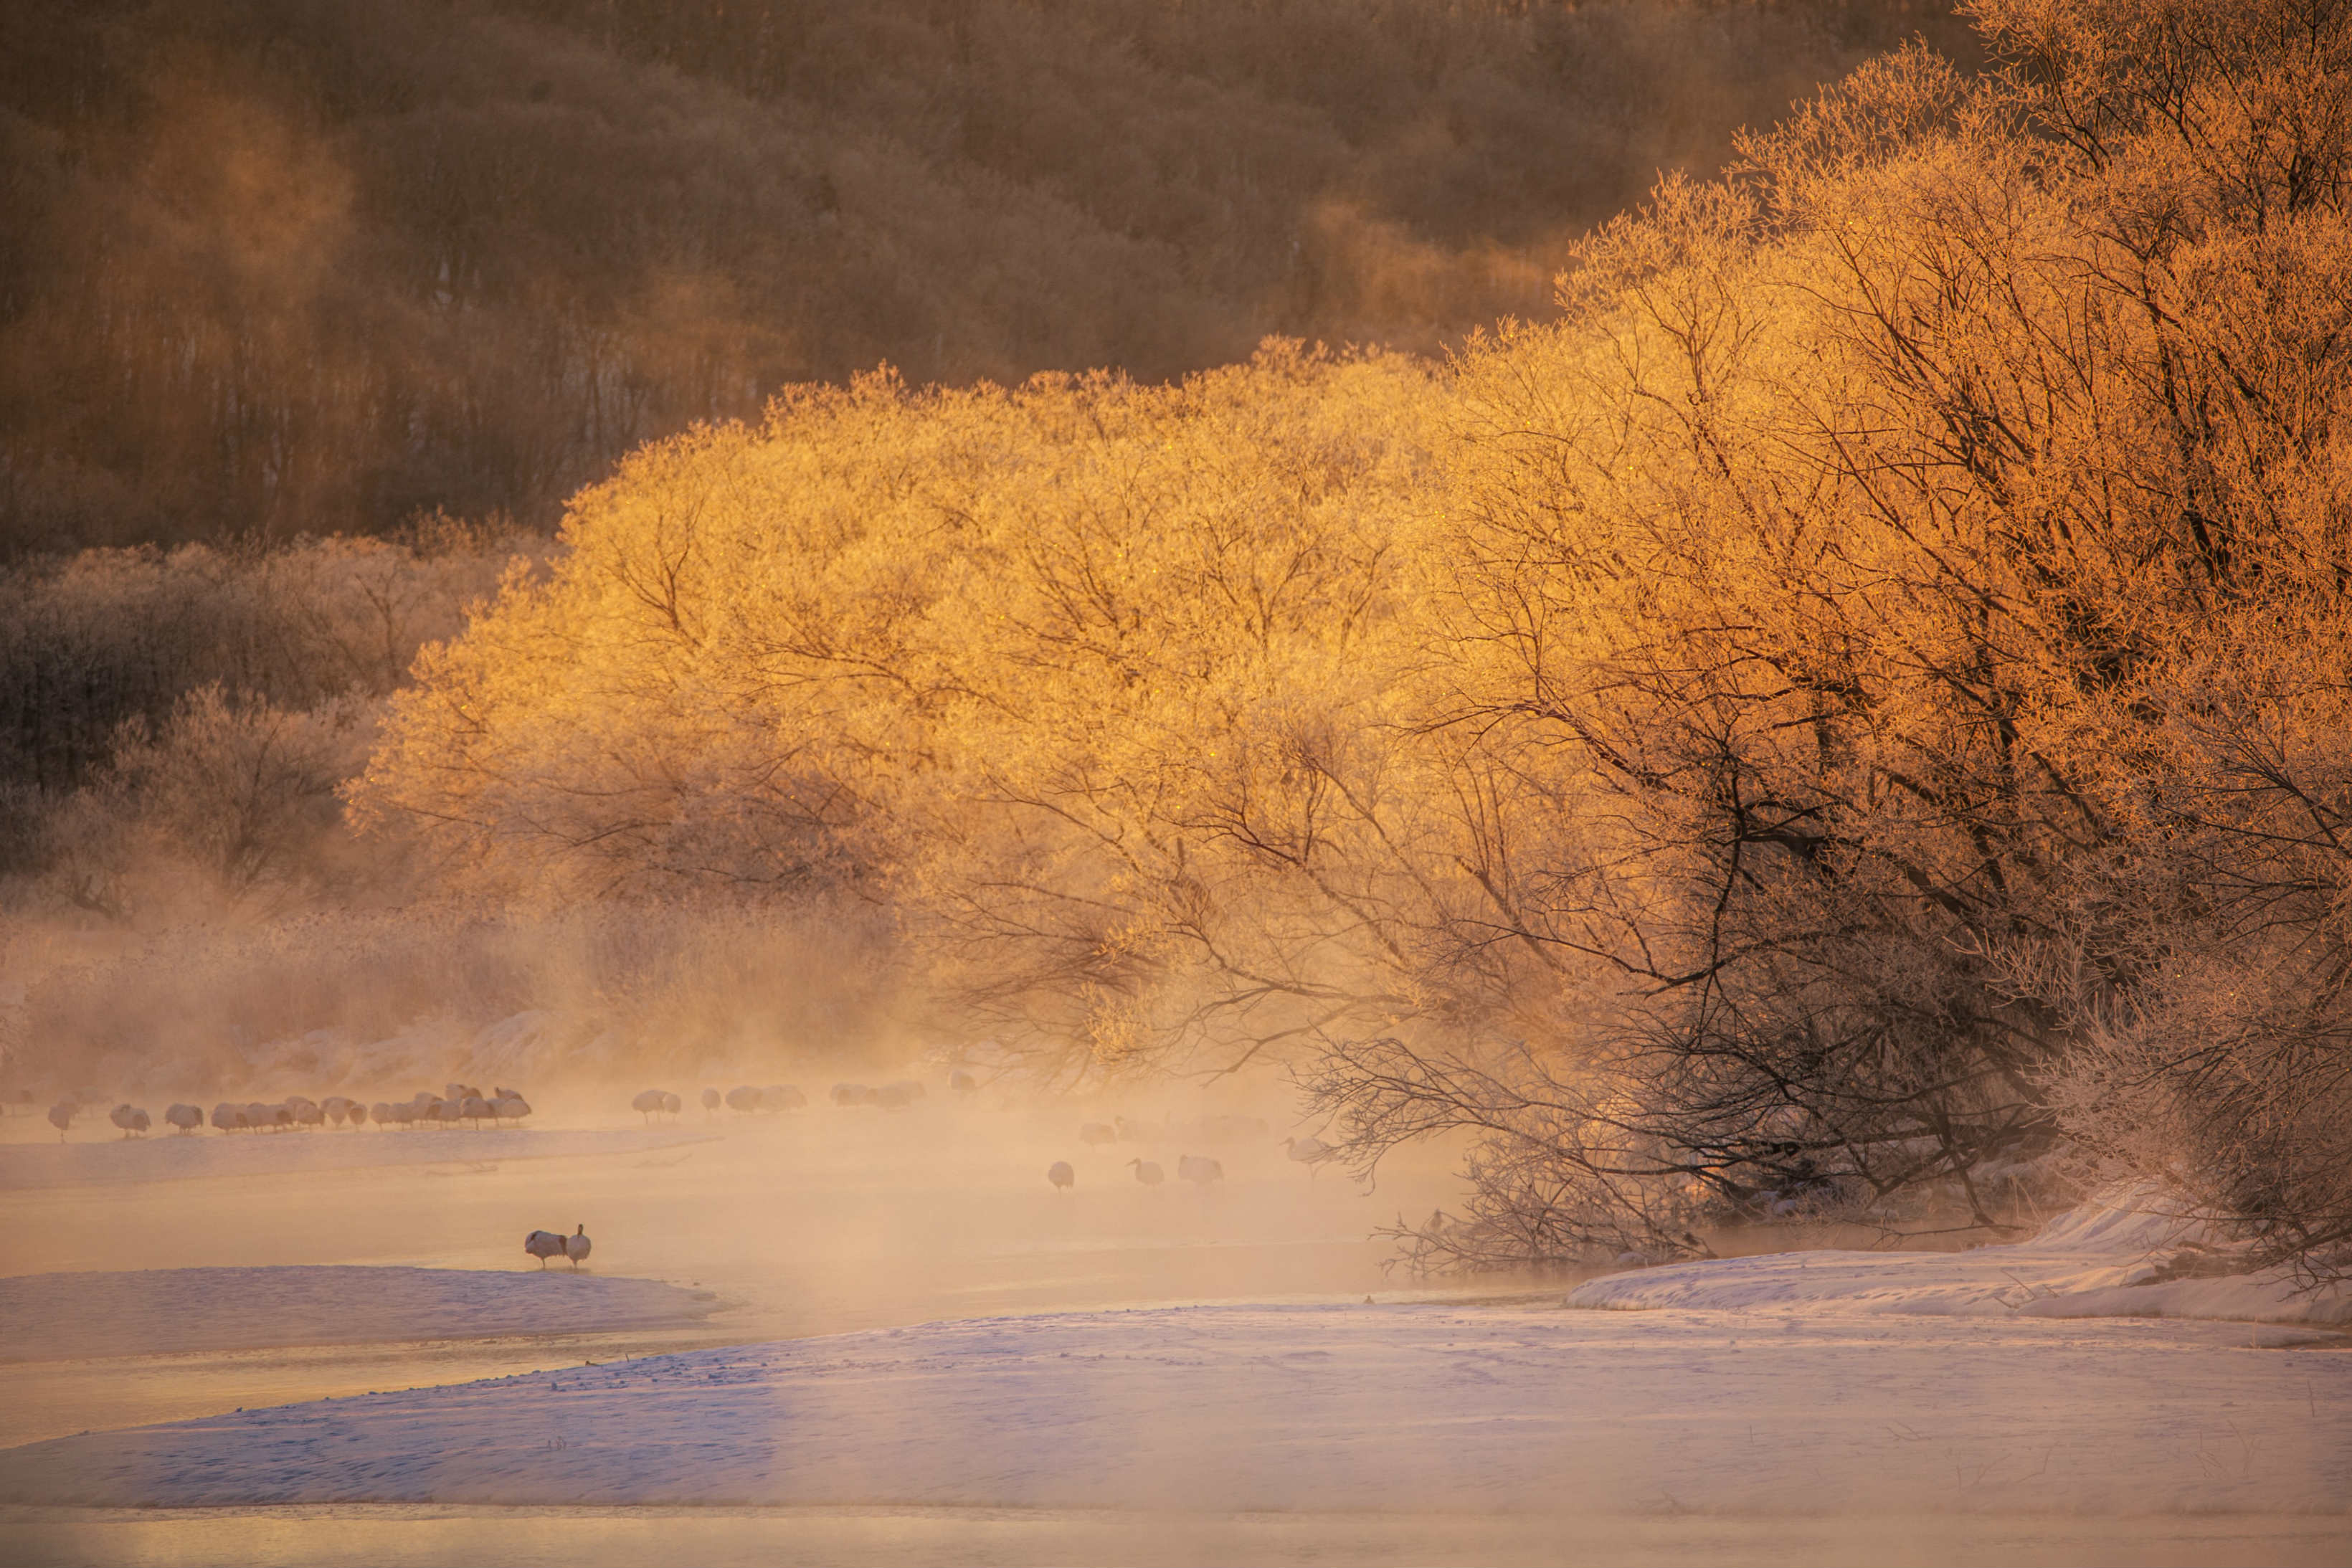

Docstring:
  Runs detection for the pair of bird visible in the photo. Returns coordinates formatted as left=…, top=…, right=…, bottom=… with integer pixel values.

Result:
left=1127, top=1154, right=1229, bottom=1185
left=524, top=1225, right=592, bottom=1269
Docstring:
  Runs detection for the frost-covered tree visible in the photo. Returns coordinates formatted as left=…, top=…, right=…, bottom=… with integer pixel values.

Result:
left=359, top=0, right=2352, bottom=1272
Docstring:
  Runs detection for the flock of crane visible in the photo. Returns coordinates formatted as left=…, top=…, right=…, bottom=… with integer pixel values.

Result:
left=27, top=1084, right=532, bottom=1141
left=17, top=1073, right=1343, bottom=1199
left=1044, top=1113, right=1336, bottom=1191
left=622, top=1073, right=975, bottom=1123
left=610, top=1080, right=1333, bottom=1192
left=13, top=1069, right=1345, bottom=1291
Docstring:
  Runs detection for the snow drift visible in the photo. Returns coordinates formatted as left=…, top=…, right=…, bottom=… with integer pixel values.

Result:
left=1568, top=1189, right=2352, bottom=1326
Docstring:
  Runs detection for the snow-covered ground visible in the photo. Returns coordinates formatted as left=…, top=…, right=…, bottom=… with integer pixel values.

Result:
left=1570, top=1192, right=2352, bottom=1327
left=0, top=1126, right=712, bottom=1192
left=1, top=1268, right=724, bottom=1362
left=2, top=1302, right=2345, bottom=1516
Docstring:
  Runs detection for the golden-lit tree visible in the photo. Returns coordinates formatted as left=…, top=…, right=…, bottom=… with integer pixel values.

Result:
left=358, top=345, right=1462, bottom=1072
left=1314, top=0, right=2352, bottom=1267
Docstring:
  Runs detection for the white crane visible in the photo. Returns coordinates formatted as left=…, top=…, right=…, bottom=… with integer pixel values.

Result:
left=165, top=1103, right=202, bottom=1134
left=1047, top=1160, right=1075, bottom=1192
left=630, top=1089, right=667, bottom=1123
left=565, top=1225, right=592, bottom=1269
left=1283, top=1135, right=1337, bottom=1175
left=524, top=1230, right=566, bottom=1268
left=1127, top=1157, right=1165, bottom=1186
left=47, top=1100, right=76, bottom=1141
left=702, top=1087, right=723, bottom=1116
left=1177, top=1154, right=1223, bottom=1185
left=108, top=1103, right=151, bottom=1137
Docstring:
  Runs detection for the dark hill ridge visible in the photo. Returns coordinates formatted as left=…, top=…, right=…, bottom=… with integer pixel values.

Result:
left=0, top=0, right=1973, bottom=552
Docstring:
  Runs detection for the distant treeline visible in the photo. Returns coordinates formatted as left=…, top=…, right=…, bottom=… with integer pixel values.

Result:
left=0, top=521, right=532, bottom=879
left=0, top=0, right=1973, bottom=552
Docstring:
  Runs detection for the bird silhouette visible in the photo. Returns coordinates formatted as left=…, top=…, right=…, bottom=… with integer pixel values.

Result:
left=1177, top=1154, right=1223, bottom=1185
left=1283, top=1136, right=1337, bottom=1176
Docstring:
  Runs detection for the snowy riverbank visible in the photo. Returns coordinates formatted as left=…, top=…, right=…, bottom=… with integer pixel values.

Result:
left=1570, top=1192, right=2352, bottom=1327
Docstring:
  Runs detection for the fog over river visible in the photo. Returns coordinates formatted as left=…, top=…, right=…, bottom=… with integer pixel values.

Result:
left=4, top=1089, right=2348, bottom=1568
left=0, top=1085, right=1472, bottom=1448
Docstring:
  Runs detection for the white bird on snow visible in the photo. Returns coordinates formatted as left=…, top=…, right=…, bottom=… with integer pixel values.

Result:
left=1047, top=1160, right=1075, bottom=1192
left=1127, top=1157, right=1165, bottom=1186
left=524, top=1230, right=566, bottom=1268
left=565, top=1225, right=592, bottom=1269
